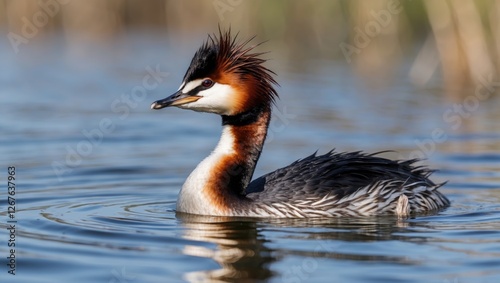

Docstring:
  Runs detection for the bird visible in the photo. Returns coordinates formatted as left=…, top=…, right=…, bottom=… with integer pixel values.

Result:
left=150, top=30, right=450, bottom=218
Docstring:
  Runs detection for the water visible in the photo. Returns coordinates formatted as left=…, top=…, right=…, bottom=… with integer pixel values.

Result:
left=1, top=32, right=500, bottom=283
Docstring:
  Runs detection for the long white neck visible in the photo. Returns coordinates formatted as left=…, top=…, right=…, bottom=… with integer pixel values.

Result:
left=176, top=106, right=271, bottom=215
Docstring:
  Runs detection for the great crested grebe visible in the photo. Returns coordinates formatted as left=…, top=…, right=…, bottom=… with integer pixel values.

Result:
left=151, top=30, right=450, bottom=218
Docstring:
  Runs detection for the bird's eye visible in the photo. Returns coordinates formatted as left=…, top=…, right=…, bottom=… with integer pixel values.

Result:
left=201, top=79, right=214, bottom=88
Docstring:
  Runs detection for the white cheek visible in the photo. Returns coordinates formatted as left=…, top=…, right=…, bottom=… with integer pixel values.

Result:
left=181, top=83, right=235, bottom=115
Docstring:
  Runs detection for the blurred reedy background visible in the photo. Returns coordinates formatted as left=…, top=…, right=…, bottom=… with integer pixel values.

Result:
left=1, top=0, right=499, bottom=97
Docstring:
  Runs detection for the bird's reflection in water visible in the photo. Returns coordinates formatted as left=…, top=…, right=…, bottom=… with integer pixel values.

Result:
left=177, top=213, right=419, bottom=282
left=177, top=213, right=275, bottom=282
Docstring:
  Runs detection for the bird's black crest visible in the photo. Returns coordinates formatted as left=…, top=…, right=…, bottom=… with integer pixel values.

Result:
left=182, top=29, right=279, bottom=104
left=183, top=40, right=218, bottom=82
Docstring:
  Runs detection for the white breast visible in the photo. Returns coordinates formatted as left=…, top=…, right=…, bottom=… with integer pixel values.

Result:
left=176, top=126, right=236, bottom=215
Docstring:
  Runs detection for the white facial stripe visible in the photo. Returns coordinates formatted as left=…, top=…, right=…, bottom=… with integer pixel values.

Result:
left=177, top=82, right=236, bottom=115
left=181, top=79, right=203, bottom=94
left=197, top=82, right=231, bottom=98
left=177, top=81, right=186, bottom=91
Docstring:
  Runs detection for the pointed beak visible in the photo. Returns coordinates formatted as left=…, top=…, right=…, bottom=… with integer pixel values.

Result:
left=150, top=90, right=202, bottom=110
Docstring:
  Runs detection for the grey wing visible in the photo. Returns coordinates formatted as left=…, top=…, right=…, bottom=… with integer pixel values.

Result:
left=245, top=150, right=437, bottom=202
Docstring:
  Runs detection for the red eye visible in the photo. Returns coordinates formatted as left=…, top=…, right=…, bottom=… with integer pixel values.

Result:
left=201, top=79, right=214, bottom=88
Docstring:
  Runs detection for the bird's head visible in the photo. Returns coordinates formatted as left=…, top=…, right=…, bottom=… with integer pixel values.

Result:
left=151, top=30, right=278, bottom=116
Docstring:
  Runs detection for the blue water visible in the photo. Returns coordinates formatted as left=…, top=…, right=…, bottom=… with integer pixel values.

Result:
left=1, top=32, right=500, bottom=283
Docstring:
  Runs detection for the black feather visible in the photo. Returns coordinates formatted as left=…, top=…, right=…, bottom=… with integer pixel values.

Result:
left=246, top=151, right=444, bottom=202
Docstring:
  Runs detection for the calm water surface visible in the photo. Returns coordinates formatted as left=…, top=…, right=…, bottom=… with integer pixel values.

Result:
left=1, top=33, right=500, bottom=283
